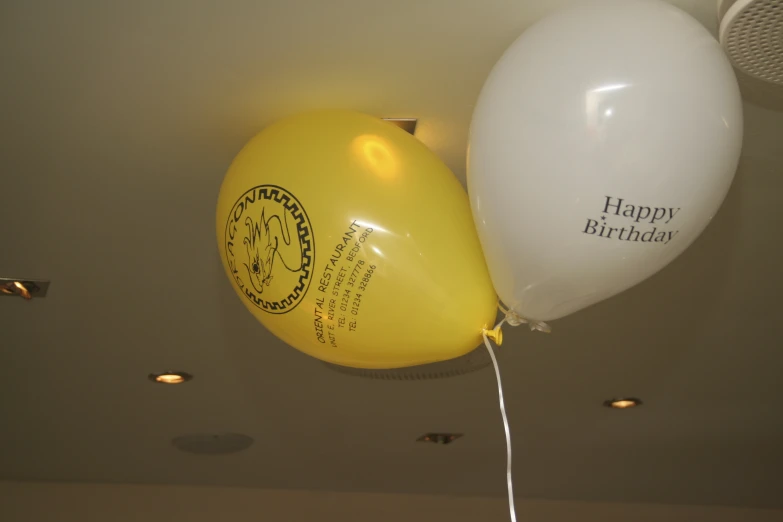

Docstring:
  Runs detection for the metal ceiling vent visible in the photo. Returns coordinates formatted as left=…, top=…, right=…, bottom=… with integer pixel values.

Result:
left=719, top=0, right=783, bottom=85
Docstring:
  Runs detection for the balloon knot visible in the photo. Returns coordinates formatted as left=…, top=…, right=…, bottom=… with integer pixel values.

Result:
left=503, top=310, right=551, bottom=333
left=503, top=310, right=525, bottom=327
left=528, top=321, right=551, bottom=333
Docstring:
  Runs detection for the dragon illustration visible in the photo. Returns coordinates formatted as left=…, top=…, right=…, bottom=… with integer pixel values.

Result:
left=243, top=206, right=304, bottom=294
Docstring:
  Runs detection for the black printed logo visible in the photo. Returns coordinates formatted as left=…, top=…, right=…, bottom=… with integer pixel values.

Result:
left=224, top=185, right=314, bottom=314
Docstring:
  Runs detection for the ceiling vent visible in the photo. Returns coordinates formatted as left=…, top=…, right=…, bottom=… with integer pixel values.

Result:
left=720, top=0, right=783, bottom=85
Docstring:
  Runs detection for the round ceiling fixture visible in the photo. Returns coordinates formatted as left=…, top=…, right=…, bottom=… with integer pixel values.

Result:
left=603, top=397, right=643, bottom=409
left=172, top=433, right=254, bottom=455
left=148, top=371, right=193, bottom=384
left=719, top=0, right=783, bottom=85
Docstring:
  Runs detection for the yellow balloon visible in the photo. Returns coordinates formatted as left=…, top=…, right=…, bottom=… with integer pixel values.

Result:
left=216, top=110, right=496, bottom=369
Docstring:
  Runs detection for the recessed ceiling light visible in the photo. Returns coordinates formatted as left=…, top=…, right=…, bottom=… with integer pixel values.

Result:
left=148, top=371, right=193, bottom=384
left=603, top=397, right=642, bottom=409
left=0, top=278, right=50, bottom=299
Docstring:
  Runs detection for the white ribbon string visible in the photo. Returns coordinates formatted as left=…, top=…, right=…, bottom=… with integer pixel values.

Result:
left=483, top=318, right=517, bottom=522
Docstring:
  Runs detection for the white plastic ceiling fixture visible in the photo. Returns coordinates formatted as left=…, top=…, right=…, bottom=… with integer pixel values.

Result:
left=719, top=0, right=783, bottom=85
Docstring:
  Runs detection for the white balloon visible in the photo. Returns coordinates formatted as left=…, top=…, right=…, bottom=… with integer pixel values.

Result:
left=468, top=0, right=743, bottom=324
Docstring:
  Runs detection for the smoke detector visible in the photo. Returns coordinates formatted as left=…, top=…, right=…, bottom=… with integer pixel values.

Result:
left=719, top=0, right=783, bottom=85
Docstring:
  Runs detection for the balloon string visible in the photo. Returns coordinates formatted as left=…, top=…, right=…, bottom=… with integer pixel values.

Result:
left=483, top=318, right=517, bottom=522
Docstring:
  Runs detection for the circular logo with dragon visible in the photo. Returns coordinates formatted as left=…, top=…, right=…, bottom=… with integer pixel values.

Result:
left=224, top=185, right=314, bottom=314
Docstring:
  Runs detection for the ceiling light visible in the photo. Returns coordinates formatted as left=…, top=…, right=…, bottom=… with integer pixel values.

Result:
left=603, top=397, right=642, bottom=409
left=149, top=371, right=193, bottom=384
left=0, top=278, right=50, bottom=299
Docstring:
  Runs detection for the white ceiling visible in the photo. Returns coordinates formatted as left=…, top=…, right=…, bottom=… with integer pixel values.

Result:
left=1, top=0, right=783, bottom=513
